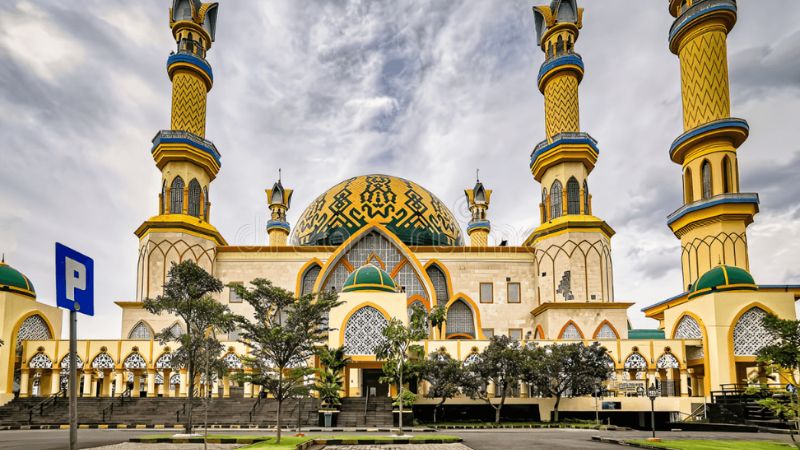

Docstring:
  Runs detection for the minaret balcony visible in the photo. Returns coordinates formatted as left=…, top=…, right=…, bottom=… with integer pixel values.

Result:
left=167, top=52, right=213, bottom=90
left=668, top=0, right=738, bottom=53
left=537, top=52, right=583, bottom=91
left=667, top=192, right=759, bottom=236
left=669, top=118, right=748, bottom=164
left=151, top=130, right=222, bottom=180
left=530, top=132, right=598, bottom=181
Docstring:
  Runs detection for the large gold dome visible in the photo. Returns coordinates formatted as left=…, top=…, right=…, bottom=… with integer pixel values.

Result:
left=292, top=174, right=463, bottom=246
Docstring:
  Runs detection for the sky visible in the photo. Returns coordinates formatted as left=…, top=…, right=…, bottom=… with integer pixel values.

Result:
left=1, top=1, right=799, bottom=339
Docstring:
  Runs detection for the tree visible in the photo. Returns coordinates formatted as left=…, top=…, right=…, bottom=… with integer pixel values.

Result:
left=427, top=305, right=447, bottom=339
left=420, top=348, right=465, bottom=423
left=232, top=279, right=340, bottom=444
left=525, top=342, right=611, bottom=422
left=375, top=307, right=428, bottom=434
left=315, top=346, right=351, bottom=409
left=462, top=335, right=526, bottom=423
left=143, top=260, right=233, bottom=434
left=756, top=314, right=800, bottom=447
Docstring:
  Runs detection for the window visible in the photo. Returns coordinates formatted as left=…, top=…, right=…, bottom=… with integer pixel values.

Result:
left=480, top=282, right=493, bottom=303
left=722, top=156, right=732, bottom=193
left=701, top=160, right=712, bottom=199
left=426, top=264, right=450, bottom=306
left=170, top=176, right=184, bottom=214
left=541, top=188, right=548, bottom=221
left=188, top=179, right=202, bottom=217
left=203, top=186, right=210, bottom=220
left=300, top=265, right=321, bottom=296
left=128, top=321, right=152, bottom=340
left=684, top=167, right=693, bottom=203
left=446, top=300, right=475, bottom=338
left=567, top=177, right=580, bottom=214
left=583, top=180, right=589, bottom=213
left=229, top=282, right=243, bottom=303
left=161, top=180, right=167, bottom=214
left=509, top=328, right=523, bottom=341
left=507, top=282, right=521, bottom=303
left=550, top=180, right=562, bottom=219
left=482, top=328, right=494, bottom=339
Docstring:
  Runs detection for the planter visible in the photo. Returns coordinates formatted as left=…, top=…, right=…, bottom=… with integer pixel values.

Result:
left=393, top=409, right=414, bottom=427
left=318, top=409, right=339, bottom=427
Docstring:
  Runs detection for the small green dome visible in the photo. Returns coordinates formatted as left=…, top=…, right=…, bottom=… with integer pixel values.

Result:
left=342, top=264, right=397, bottom=293
left=688, top=265, right=757, bottom=299
left=0, top=261, right=36, bottom=299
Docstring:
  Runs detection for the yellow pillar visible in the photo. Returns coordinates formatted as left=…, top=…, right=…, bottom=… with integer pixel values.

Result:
left=114, top=370, right=124, bottom=396
left=82, top=370, right=93, bottom=397
left=179, top=369, right=188, bottom=397
left=19, top=369, right=30, bottom=398
left=163, top=370, right=171, bottom=397
left=212, top=378, right=219, bottom=398
left=222, top=375, right=230, bottom=398
left=50, top=369, right=61, bottom=394
left=147, top=369, right=157, bottom=398
left=680, top=369, right=689, bottom=397
left=101, top=371, right=112, bottom=397
left=132, top=373, right=141, bottom=397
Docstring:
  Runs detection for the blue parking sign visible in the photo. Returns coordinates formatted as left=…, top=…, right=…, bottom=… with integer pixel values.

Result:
left=55, top=243, right=94, bottom=316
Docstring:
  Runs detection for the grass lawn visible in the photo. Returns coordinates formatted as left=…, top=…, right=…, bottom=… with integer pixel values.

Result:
left=628, top=440, right=795, bottom=450
left=239, top=435, right=461, bottom=449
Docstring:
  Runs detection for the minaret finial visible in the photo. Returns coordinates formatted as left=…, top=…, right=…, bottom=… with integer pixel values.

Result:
left=1, top=253, right=4, bottom=263
left=476, top=168, right=480, bottom=183
left=278, top=168, right=282, bottom=182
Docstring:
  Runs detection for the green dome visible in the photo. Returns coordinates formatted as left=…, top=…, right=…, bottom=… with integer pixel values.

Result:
left=688, top=265, right=757, bottom=299
left=342, top=264, right=397, bottom=293
left=0, top=261, right=36, bottom=299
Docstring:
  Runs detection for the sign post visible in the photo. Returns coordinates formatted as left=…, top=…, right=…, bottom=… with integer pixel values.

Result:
left=55, top=243, right=94, bottom=450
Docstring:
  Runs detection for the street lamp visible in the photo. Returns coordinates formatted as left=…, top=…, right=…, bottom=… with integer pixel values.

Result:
left=647, top=383, right=659, bottom=440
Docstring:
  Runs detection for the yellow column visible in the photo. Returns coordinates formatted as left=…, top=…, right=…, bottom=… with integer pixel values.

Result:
left=82, top=370, right=93, bottom=397
left=179, top=369, right=188, bottom=397
left=147, top=369, right=157, bottom=398
left=163, top=370, right=171, bottom=398
left=50, top=369, right=61, bottom=394
left=680, top=369, right=689, bottom=397
left=132, top=373, right=141, bottom=397
left=244, top=381, right=253, bottom=398
left=222, top=375, right=231, bottom=398
left=101, top=371, right=112, bottom=397
left=114, top=370, right=124, bottom=395
left=212, top=378, right=219, bottom=398
left=19, top=369, right=30, bottom=398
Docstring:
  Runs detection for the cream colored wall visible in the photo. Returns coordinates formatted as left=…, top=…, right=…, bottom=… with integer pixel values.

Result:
left=678, top=220, right=749, bottom=289
left=534, top=306, right=629, bottom=340
left=161, top=161, right=212, bottom=199
left=533, top=230, right=613, bottom=303
left=136, top=231, right=218, bottom=301
left=662, top=290, right=797, bottom=392
left=539, top=161, right=589, bottom=195
left=0, top=293, right=63, bottom=405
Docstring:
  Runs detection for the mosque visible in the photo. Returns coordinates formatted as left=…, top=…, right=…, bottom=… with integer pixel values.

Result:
left=1, top=0, right=798, bottom=422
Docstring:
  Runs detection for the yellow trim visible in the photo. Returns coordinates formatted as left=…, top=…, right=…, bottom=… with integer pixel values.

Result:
left=135, top=214, right=227, bottom=245
left=668, top=202, right=758, bottom=237
left=406, top=295, right=430, bottom=311
left=531, top=301, right=634, bottom=317
left=727, top=302, right=778, bottom=382
left=295, top=258, right=323, bottom=296
left=338, top=301, right=392, bottom=351
left=444, top=293, right=486, bottom=340
left=534, top=324, right=546, bottom=340
left=152, top=142, right=220, bottom=180
left=530, top=141, right=597, bottom=182
left=6, top=311, right=56, bottom=394
left=342, top=283, right=395, bottom=292
left=422, top=259, right=454, bottom=308
left=557, top=320, right=585, bottom=340
left=670, top=311, right=711, bottom=394
left=523, top=215, right=614, bottom=246
left=592, top=320, right=620, bottom=340
left=720, top=265, right=729, bottom=284
left=0, top=284, right=36, bottom=299
left=389, top=259, right=407, bottom=278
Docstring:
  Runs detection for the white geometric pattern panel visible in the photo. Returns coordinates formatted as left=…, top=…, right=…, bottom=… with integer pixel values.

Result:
left=733, top=307, right=772, bottom=356
left=596, top=324, right=618, bottom=340
left=657, top=353, right=679, bottom=369
left=92, top=353, right=115, bottom=369
left=224, top=353, right=242, bottom=369
left=560, top=323, right=582, bottom=340
left=344, top=306, right=388, bottom=355
left=605, top=355, right=616, bottom=380
left=155, top=353, right=173, bottom=369
left=624, top=353, right=647, bottom=370
left=123, top=353, right=147, bottom=369
left=16, top=315, right=51, bottom=349
left=170, top=373, right=181, bottom=385
left=59, top=354, right=83, bottom=374
left=29, top=353, right=53, bottom=369
left=463, top=353, right=481, bottom=366
left=674, top=315, right=703, bottom=339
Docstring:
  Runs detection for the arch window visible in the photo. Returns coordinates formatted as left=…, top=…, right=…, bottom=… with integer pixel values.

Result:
left=559, top=322, right=582, bottom=340
left=223, top=353, right=242, bottom=369
left=188, top=179, right=202, bottom=217
left=91, top=353, right=115, bottom=370
left=16, top=315, right=52, bottom=350
left=733, top=307, right=772, bottom=356
left=624, top=353, right=647, bottom=380
left=550, top=180, right=563, bottom=219
left=595, top=323, right=618, bottom=340
left=155, top=353, right=173, bottom=370
left=657, top=353, right=679, bottom=370
left=463, top=353, right=481, bottom=367
left=722, top=156, right=732, bottom=193
left=446, top=300, right=475, bottom=338
left=701, top=160, right=712, bottom=199
left=300, top=264, right=321, bottom=296
left=59, top=354, right=83, bottom=374
left=169, top=323, right=184, bottom=339
left=566, top=177, right=580, bottom=214
left=426, top=264, right=449, bottom=306
left=203, top=186, right=210, bottom=220
left=170, top=373, right=181, bottom=386
left=123, top=353, right=147, bottom=370
left=344, top=306, right=388, bottom=355
left=29, top=353, right=53, bottom=369
left=542, top=188, right=548, bottom=221
left=161, top=180, right=167, bottom=214
left=170, top=176, right=185, bottom=214
left=684, top=167, right=693, bottom=203
left=128, top=321, right=152, bottom=340
left=673, top=315, right=702, bottom=339
left=583, top=180, right=589, bottom=213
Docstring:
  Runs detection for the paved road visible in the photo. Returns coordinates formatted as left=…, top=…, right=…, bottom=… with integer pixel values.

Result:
left=0, top=428, right=794, bottom=450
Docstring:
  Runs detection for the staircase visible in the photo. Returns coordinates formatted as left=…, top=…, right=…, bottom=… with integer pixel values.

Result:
left=708, top=384, right=791, bottom=428
left=0, top=396, right=320, bottom=427
left=337, top=397, right=393, bottom=427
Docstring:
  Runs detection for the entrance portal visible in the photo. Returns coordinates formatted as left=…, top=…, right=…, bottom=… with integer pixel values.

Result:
left=362, top=369, right=388, bottom=398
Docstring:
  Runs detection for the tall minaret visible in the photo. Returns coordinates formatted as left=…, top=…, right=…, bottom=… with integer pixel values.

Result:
left=266, top=171, right=293, bottom=246
left=666, top=0, right=758, bottom=290
left=134, top=1, right=226, bottom=302
left=464, top=173, right=491, bottom=247
left=526, top=0, right=615, bottom=303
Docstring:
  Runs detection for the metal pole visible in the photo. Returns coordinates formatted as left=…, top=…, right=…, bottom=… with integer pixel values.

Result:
left=69, top=310, right=77, bottom=450
left=650, top=397, right=656, bottom=439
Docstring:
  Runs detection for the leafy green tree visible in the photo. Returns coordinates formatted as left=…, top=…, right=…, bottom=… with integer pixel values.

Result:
left=462, top=335, right=526, bottom=423
left=231, top=279, right=339, bottom=444
left=375, top=307, right=428, bottom=434
left=315, top=346, right=351, bottom=408
left=420, top=348, right=466, bottom=423
left=756, top=314, right=800, bottom=447
left=143, top=260, right=234, bottom=434
left=427, top=305, right=447, bottom=339
left=524, top=342, right=611, bottom=422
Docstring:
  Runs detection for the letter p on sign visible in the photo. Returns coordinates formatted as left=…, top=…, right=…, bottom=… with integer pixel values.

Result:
left=56, top=243, right=94, bottom=316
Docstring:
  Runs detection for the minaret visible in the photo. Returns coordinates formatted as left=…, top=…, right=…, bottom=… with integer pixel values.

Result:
left=666, top=0, right=758, bottom=290
left=266, top=170, right=293, bottom=246
left=464, top=172, right=491, bottom=247
left=526, top=0, right=615, bottom=303
left=133, top=1, right=225, bottom=301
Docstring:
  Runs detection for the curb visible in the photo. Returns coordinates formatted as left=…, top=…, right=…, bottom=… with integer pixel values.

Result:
left=591, top=436, right=679, bottom=450
left=430, top=424, right=621, bottom=431
left=0, top=425, right=437, bottom=432
left=130, top=436, right=463, bottom=447
left=0, top=424, right=184, bottom=431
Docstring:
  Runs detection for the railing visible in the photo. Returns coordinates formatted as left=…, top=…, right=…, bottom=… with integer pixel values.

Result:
left=176, top=402, right=187, bottom=423
left=531, top=132, right=598, bottom=157
left=101, top=389, right=131, bottom=423
left=670, top=0, right=737, bottom=40
left=27, top=389, right=66, bottom=424
left=248, top=395, right=263, bottom=423
left=681, top=403, right=707, bottom=422
left=667, top=193, right=759, bottom=224
left=363, top=386, right=371, bottom=426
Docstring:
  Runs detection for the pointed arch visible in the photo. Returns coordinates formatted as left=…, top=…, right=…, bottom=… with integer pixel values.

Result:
left=701, top=159, right=712, bottom=199
left=550, top=180, right=563, bottom=219
left=295, top=258, right=323, bottom=296
left=566, top=177, right=580, bottom=215
left=592, top=320, right=620, bottom=340
left=684, top=167, right=693, bottom=203
left=339, top=302, right=391, bottom=357
left=444, top=293, right=485, bottom=339
left=123, top=352, right=147, bottom=370
left=128, top=320, right=154, bottom=340
left=161, top=179, right=167, bottom=214
left=583, top=180, right=589, bottom=213
left=729, top=303, right=777, bottom=357
left=170, top=176, right=185, bottom=213
left=167, top=321, right=184, bottom=339
left=424, top=259, right=452, bottom=307
left=534, top=324, right=546, bottom=340
left=445, top=299, right=475, bottom=339
left=558, top=320, right=584, bottom=340
left=188, top=179, right=202, bottom=217
left=656, top=352, right=680, bottom=370
left=722, top=155, right=733, bottom=193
